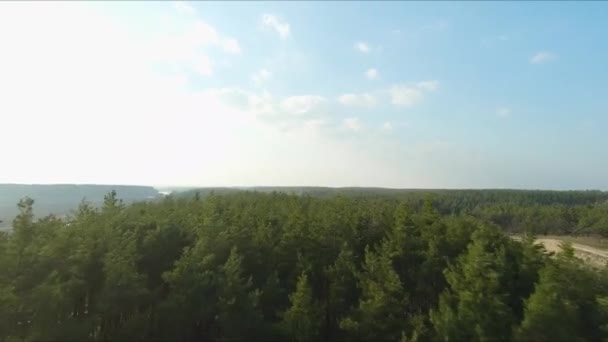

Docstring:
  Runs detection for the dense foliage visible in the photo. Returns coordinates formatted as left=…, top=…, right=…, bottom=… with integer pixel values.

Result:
left=1, top=190, right=608, bottom=341
left=181, top=188, right=608, bottom=236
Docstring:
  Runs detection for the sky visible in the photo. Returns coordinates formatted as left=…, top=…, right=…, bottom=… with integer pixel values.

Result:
left=1, top=1, right=607, bottom=189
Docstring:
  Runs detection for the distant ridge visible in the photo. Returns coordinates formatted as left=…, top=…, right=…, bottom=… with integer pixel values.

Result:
left=0, top=184, right=159, bottom=226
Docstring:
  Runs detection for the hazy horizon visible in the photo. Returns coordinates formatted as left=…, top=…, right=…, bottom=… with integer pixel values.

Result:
left=2, top=2, right=607, bottom=189
left=1, top=183, right=606, bottom=192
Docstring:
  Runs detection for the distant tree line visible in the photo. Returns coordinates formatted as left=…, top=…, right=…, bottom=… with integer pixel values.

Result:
left=0, top=184, right=160, bottom=228
left=1, top=190, right=608, bottom=341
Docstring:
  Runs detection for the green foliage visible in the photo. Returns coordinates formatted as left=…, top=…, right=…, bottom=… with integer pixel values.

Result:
left=282, top=272, right=320, bottom=341
left=216, top=247, right=263, bottom=340
left=1, top=190, right=608, bottom=341
left=516, top=246, right=605, bottom=341
left=431, top=226, right=515, bottom=341
left=340, top=243, right=407, bottom=341
left=325, top=243, right=358, bottom=339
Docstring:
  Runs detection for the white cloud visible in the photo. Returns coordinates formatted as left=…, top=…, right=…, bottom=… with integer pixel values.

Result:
left=0, top=3, right=254, bottom=185
left=181, top=21, right=241, bottom=55
left=365, top=68, right=379, bottom=80
left=389, top=86, right=424, bottom=107
left=249, top=91, right=276, bottom=116
left=251, top=68, right=272, bottom=86
left=280, top=95, right=326, bottom=115
left=172, top=1, right=197, bottom=16
left=0, top=2, right=480, bottom=189
left=342, top=117, right=363, bottom=132
left=261, top=14, right=290, bottom=39
left=387, top=81, right=440, bottom=107
left=382, top=122, right=393, bottom=131
left=204, top=88, right=252, bottom=109
left=337, top=93, right=377, bottom=107
left=416, top=80, right=439, bottom=91
left=208, top=89, right=324, bottom=123
left=496, top=107, right=511, bottom=118
left=189, top=55, right=214, bottom=76
left=135, top=6, right=242, bottom=76
left=183, top=20, right=219, bottom=45
left=337, top=94, right=357, bottom=105
left=354, top=41, right=370, bottom=53
left=530, top=51, right=557, bottom=64
left=338, top=80, right=438, bottom=108
left=221, top=38, right=241, bottom=54
left=0, top=0, right=401, bottom=188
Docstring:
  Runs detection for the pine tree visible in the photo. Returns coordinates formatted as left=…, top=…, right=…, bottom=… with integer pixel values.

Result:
left=216, top=246, right=263, bottom=340
left=325, top=243, right=358, bottom=339
left=11, top=198, right=36, bottom=276
left=431, top=226, right=513, bottom=341
left=516, top=243, right=604, bottom=341
left=259, top=270, right=287, bottom=337
left=340, top=244, right=407, bottom=341
left=102, top=190, right=122, bottom=212
left=282, top=272, right=320, bottom=341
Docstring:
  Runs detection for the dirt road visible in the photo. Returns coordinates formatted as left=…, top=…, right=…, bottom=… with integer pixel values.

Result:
left=532, top=238, right=608, bottom=267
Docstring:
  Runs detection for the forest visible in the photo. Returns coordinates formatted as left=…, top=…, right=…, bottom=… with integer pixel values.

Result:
left=0, top=184, right=160, bottom=228
left=1, top=189, right=608, bottom=341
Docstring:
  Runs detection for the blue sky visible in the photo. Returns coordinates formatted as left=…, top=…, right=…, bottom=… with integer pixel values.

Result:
left=1, top=1, right=607, bottom=189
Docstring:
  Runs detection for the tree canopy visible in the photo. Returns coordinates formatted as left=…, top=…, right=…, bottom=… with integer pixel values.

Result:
left=1, top=190, right=608, bottom=341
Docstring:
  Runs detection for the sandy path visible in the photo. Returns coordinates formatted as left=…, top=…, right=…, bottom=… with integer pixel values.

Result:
left=532, top=238, right=608, bottom=267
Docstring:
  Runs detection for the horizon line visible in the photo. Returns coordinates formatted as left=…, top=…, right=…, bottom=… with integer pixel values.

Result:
left=0, top=183, right=606, bottom=192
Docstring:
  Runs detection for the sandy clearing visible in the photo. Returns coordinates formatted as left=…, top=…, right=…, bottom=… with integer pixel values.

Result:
left=532, top=238, right=608, bottom=267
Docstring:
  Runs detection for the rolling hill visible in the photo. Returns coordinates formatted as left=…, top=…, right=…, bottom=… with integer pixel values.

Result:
left=0, top=184, right=160, bottom=227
